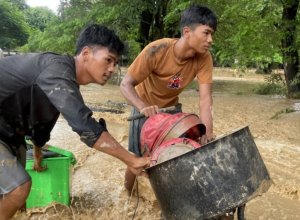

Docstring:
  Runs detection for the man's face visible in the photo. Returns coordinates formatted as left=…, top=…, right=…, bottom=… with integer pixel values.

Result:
left=85, top=46, right=118, bottom=85
left=185, top=24, right=214, bottom=54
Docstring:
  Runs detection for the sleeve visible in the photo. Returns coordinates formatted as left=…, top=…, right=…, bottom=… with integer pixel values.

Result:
left=30, top=115, right=59, bottom=147
left=127, top=43, right=157, bottom=83
left=36, top=60, right=107, bottom=147
left=196, top=51, right=213, bottom=84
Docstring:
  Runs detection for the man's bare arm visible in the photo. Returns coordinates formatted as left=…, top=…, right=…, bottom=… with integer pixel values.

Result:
left=198, top=83, right=214, bottom=142
left=92, top=131, right=150, bottom=176
left=120, top=74, right=159, bottom=116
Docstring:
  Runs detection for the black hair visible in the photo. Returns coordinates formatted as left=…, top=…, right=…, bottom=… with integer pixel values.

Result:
left=180, top=5, right=217, bottom=33
left=75, top=24, right=124, bottom=55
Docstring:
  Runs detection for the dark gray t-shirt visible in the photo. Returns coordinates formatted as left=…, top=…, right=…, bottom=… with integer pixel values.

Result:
left=0, top=52, right=106, bottom=147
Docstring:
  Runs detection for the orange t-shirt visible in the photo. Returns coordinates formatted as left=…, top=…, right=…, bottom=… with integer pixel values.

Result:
left=128, top=38, right=213, bottom=107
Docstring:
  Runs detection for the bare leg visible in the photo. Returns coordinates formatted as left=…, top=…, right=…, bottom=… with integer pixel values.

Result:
left=124, top=167, right=136, bottom=193
left=0, top=180, right=31, bottom=220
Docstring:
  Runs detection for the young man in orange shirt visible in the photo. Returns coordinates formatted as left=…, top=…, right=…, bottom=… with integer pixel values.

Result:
left=120, top=5, right=217, bottom=192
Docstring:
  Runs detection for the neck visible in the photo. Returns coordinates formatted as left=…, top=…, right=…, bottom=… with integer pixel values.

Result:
left=174, top=37, right=195, bottom=62
left=74, top=55, right=89, bottom=85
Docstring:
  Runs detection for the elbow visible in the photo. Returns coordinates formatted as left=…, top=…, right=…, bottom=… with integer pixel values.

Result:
left=120, top=75, right=137, bottom=96
left=120, top=82, right=129, bottom=99
left=120, top=80, right=127, bottom=94
left=120, top=74, right=130, bottom=93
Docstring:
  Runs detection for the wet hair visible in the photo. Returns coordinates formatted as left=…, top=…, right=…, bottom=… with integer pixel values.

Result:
left=180, top=5, right=217, bottom=34
left=75, top=24, right=124, bottom=55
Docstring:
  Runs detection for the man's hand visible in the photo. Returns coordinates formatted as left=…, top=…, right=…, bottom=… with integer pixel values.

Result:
left=127, top=155, right=151, bottom=177
left=200, top=133, right=216, bottom=145
left=33, top=145, right=47, bottom=172
left=140, top=105, right=159, bottom=117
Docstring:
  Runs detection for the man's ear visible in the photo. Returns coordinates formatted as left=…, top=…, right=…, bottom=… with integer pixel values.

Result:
left=81, top=46, right=91, bottom=62
left=182, top=26, right=191, bottom=38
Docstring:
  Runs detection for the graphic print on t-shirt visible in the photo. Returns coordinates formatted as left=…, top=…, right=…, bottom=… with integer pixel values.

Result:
left=167, top=72, right=182, bottom=89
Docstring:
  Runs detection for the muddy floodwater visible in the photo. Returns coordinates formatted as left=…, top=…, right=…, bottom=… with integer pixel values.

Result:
left=14, top=69, right=300, bottom=220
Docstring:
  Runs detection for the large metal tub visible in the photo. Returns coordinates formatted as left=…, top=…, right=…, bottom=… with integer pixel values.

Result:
left=147, top=126, right=271, bottom=220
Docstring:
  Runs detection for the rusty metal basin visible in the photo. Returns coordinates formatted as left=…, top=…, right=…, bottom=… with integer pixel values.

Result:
left=147, top=126, right=271, bottom=220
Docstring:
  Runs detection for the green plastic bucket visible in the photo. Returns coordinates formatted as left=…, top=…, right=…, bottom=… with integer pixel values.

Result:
left=25, top=145, right=76, bottom=208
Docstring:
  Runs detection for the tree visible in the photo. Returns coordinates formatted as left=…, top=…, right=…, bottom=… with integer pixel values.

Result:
left=21, top=0, right=90, bottom=54
left=0, top=0, right=30, bottom=51
left=200, top=0, right=299, bottom=97
left=211, top=1, right=282, bottom=69
left=25, top=7, right=56, bottom=31
left=280, top=0, right=300, bottom=97
left=136, top=0, right=171, bottom=49
left=10, top=0, right=28, bottom=10
left=19, top=0, right=300, bottom=98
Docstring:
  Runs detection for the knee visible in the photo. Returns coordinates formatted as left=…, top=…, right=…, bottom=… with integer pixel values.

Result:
left=9, top=180, right=32, bottom=206
left=18, top=180, right=32, bottom=202
left=0, top=180, right=32, bottom=219
left=19, top=180, right=32, bottom=200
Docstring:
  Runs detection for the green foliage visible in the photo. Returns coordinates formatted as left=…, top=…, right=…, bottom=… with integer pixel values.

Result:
left=255, top=83, right=286, bottom=95
left=0, top=0, right=30, bottom=50
left=24, top=7, right=56, bottom=31
left=20, top=30, right=43, bottom=52
left=10, top=0, right=28, bottom=10
left=164, top=1, right=190, bottom=36
left=4, top=0, right=300, bottom=97
left=255, top=73, right=287, bottom=95
left=213, top=0, right=283, bottom=68
left=291, top=71, right=300, bottom=86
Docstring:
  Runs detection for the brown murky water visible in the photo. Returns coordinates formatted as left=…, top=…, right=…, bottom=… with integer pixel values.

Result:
left=14, top=69, right=300, bottom=220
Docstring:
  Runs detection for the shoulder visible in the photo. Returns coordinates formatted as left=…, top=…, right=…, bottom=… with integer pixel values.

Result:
left=36, top=53, right=76, bottom=85
left=39, top=52, right=74, bottom=67
left=196, top=50, right=212, bottom=60
left=144, top=38, right=175, bottom=57
left=195, top=51, right=213, bottom=65
left=147, top=38, right=175, bottom=47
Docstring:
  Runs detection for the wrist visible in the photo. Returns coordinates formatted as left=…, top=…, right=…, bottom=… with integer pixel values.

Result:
left=123, top=153, right=137, bottom=167
left=138, top=105, right=147, bottom=112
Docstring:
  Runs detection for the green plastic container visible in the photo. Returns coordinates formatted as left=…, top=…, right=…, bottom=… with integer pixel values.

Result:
left=25, top=145, right=76, bottom=208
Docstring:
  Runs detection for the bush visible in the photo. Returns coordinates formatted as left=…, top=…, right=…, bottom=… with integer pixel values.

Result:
left=255, top=83, right=286, bottom=95
left=255, top=73, right=287, bottom=95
